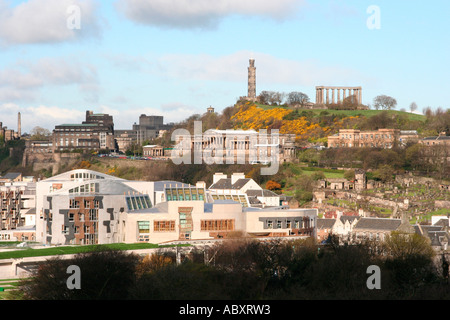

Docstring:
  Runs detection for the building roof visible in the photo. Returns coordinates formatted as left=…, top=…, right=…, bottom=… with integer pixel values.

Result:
left=354, top=218, right=402, bottom=231
left=416, top=225, right=444, bottom=237
left=434, top=218, right=449, bottom=227
left=153, top=181, right=194, bottom=192
left=209, top=178, right=251, bottom=190
left=0, top=172, right=22, bottom=180
left=422, top=136, right=450, bottom=140
left=340, top=216, right=360, bottom=224
left=317, top=218, right=336, bottom=229
left=246, top=189, right=279, bottom=197
left=56, top=123, right=98, bottom=127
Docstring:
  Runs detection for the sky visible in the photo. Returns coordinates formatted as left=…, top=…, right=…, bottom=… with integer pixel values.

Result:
left=0, top=0, right=449, bottom=133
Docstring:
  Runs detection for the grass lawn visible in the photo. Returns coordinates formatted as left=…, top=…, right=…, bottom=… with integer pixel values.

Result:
left=0, top=242, right=187, bottom=260
left=296, top=166, right=346, bottom=179
left=0, top=278, right=21, bottom=300
left=301, top=168, right=345, bottom=179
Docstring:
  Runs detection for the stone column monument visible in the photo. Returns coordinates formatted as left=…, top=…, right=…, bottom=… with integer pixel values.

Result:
left=248, top=59, right=256, bottom=101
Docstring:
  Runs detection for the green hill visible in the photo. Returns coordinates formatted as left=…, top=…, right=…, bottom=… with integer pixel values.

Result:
left=254, top=102, right=426, bottom=122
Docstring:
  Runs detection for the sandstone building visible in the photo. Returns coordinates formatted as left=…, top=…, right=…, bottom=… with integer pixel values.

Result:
left=328, top=129, right=400, bottom=149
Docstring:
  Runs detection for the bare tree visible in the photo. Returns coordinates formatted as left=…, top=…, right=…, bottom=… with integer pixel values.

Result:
left=258, top=91, right=286, bottom=105
left=373, top=95, right=397, bottom=110
left=409, top=102, right=418, bottom=113
left=30, top=126, right=51, bottom=141
left=287, top=91, right=310, bottom=107
left=258, top=91, right=271, bottom=105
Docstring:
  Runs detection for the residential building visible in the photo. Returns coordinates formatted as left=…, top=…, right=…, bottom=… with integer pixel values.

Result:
left=316, top=214, right=420, bottom=244
left=245, top=189, right=281, bottom=208
left=317, top=218, right=336, bottom=242
left=0, top=172, right=23, bottom=184
left=0, top=180, right=36, bottom=241
left=414, top=217, right=449, bottom=252
left=352, top=217, right=414, bottom=242
left=419, top=133, right=450, bottom=147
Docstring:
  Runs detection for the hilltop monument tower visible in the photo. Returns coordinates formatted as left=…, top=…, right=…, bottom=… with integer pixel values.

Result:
left=247, top=58, right=256, bottom=101
left=17, top=112, right=21, bottom=138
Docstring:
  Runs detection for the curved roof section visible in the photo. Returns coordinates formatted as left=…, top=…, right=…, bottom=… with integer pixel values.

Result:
left=44, top=169, right=125, bottom=182
left=50, top=179, right=142, bottom=196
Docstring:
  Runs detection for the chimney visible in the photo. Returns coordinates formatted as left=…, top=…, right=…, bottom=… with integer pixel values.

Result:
left=231, top=172, right=245, bottom=185
left=196, top=181, right=206, bottom=189
left=213, top=173, right=227, bottom=185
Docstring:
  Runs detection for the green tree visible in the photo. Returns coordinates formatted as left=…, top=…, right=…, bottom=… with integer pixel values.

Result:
left=372, top=164, right=395, bottom=182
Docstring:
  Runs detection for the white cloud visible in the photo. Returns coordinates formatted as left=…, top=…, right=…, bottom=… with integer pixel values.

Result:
left=115, top=0, right=307, bottom=29
left=0, top=103, right=85, bottom=133
left=0, top=57, right=99, bottom=103
left=0, top=0, right=100, bottom=45
left=154, top=50, right=367, bottom=87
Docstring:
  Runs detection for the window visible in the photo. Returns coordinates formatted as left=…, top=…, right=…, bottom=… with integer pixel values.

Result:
left=201, top=220, right=235, bottom=231
left=89, top=209, right=98, bottom=221
left=62, top=225, right=70, bottom=234
left=154, top=220, right=176, bottom=232
left=138, top=221, right=150, bottom=233
left=69, top=199, right=80, bottom=208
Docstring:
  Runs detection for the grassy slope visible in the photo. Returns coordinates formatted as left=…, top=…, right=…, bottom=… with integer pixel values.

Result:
left=254, top=103, right=426, bottom=122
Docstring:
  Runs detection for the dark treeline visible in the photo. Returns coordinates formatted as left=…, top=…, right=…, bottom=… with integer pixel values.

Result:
left=11, top=233, right=450, bottom=300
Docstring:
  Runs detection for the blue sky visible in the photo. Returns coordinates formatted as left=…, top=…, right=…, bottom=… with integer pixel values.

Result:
left=0, top=0, right=449, bottom=133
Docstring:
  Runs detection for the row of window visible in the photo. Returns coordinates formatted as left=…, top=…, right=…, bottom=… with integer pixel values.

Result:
left=126, top=195, right=152, bottom=211
left=68, top=209, right=98, bottom=222
left=335, top=142, right=393, bottom=148
left=70, top=172, right=105, bottom=181
left=68, top=183, right=99, bottom=194
left=265, top=219, right=313, bottom=229
left=137, top=219, right=236, bottom=234
left=341, top=133, right=393, bottom=139
left=211, top=194, right=249, bottom=207
left=165, top=188, right=205, bottom=201
left=69, top=199, right=100, bottom=209
left=62, top=222, right=98, bottom=235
